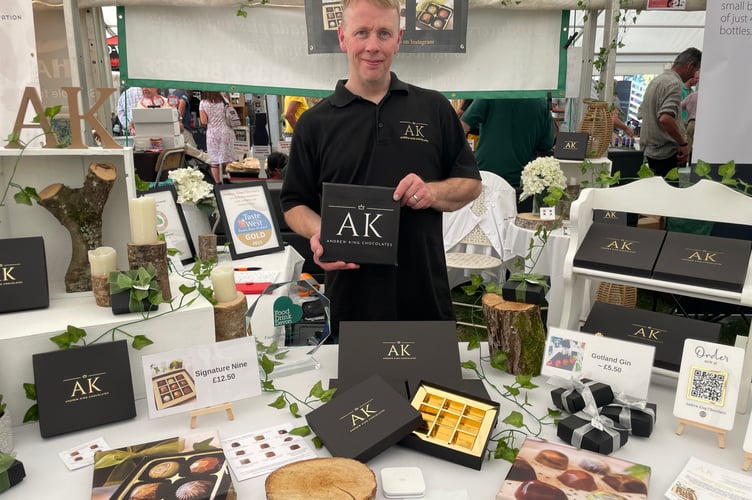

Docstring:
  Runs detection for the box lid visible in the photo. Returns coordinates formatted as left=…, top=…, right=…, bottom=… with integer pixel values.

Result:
left=652, top=231, right=751, bottom=292
left=593, top=209, right=628, bottom=226
left=574, top=223, right=666, bottom=277
left=582, top=301, right=722, bottom=371
left=320, top=183, right=400, bottom=265
left=0, top=236, right=49, bottom=313
left=554, top=132, right=590, bottom=160
left=306, top=374, right=422, bottom=463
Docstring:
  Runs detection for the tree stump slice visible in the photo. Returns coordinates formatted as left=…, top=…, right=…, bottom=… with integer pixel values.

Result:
left=38, top=162, right=117, bottom=292
left=127, top=241, right=172, bottom=301
left=482, top=293, right=546, bottom=376
left=213, top=291, right=247, bottom=341
left=514, top=213, right=561, bottom=231
left=265, top=457, right=376, bottom=500
left=91, top=274, right=111, bottom=307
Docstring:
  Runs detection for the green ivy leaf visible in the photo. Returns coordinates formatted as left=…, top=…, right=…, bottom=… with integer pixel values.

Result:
left=45, top=105, right=62, bottom=119
left=309, top=380, right=324, bottom=398
left=312, top=436, right=323, bottom=449
left=192, top=437, right=215, bottom=451
left=260, top=354, right=275, bottom=375
left=319, top=388, right=336, bottom=403
left=273, top=350, right=289, bottom=360
left=490, top=351, right=508, bottom=371
left=22, top=403, right=39, bottom=423
left=290, top=425, right=311, bottom=437
left=460, top=360, right=476, bottom=370
left=266, top=342, right=279, bottom=354
left=548, top=407, right=562, bottom=418
left=467, top=335, right=480, bottom=350
left=13, top=190, right=32, bottom=205
left=262, top=380, right=275, bottom=391
left=636, top=163, right=655, bottom=178
left=494, top=440, right=518, bottom=461
left=289, top=402, right=300, bottom=418
left=665, top=167, right=679, bottom=180
left=502, top=410, right=524, bottom=428
left=695, top=159, right=712, bottom=177
left=179, top=284, right=196, bottom=295
left=503, top=385, right=520, bottom=397
left=132, top=335, right=154, bottom=350
left=23, top=382, right=36, bottom=401
left=269, top=395, right=286, bottom=409
left=515, top=375, right=537, bottom=390
left=50, top=331, right=75, bottom=349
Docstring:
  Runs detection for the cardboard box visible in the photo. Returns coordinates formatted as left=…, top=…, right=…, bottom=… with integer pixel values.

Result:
left=0, top=236, right=49, bottom=313
left=320, top=183, right=400, bottom=265
left=599, top=402, right=657, bottom=437
left=501, top=275, right=550, bottom=305
left=593, top=209, right=627, bottom=225
left=573, top=223, right=666, bottom=277
left=554, top=132, right=590, bottom=160
left=305, top=374, right=422, bottom=463
left=32, top=340, right=136, bottom=437
left=557, top=413, right=629, bottom=455
left=400, top=380, right=499, bottom=470
left=652, top=231, right=752, bottom=292
left=582, top=301, right=721, bottom=372
left=337, top=321, right=463, bottom=396
left=550, top=379, right=614, bottom=413
left=0, top=459, right=25, bottom=493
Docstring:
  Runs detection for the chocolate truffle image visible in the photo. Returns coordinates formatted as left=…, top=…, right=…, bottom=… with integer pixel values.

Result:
left=534, top=449, right=569, bottom=469
left=507, top=458, right=537, bottom=482
left=578, top=457, right=610, bottom=475
left=557, top=469, right=597, bottom=491
left=128, top=482, right=160, bottom=500
left=148, top=460, right=180, bottom=479
left=189, top=456, right=220, bottom=474
left=602, top=474, right=647, bottom=494
left=514, top=480, right=567, bottom=500
left=175, top=480, right=212, bottom=500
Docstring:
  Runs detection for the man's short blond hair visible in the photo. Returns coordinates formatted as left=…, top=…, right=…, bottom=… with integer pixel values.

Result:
left=342, top=0, right=400, bottom=15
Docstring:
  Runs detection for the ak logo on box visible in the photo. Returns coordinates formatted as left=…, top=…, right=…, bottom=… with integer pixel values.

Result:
left=0, top=236, right=49, bottom=313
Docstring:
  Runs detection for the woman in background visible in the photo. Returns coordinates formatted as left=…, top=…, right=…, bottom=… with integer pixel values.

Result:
left=199, top=91, right=235, bottom=183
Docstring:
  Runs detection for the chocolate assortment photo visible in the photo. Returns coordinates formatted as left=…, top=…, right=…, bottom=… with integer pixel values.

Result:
left=152, top=369, right=197, bottom=411
left=321, top=1, right=343, bottom=30
left=415, top=2, right=454, bottom=30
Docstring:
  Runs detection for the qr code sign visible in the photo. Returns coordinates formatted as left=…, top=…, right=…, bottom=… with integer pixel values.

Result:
left=687, top=367, right=728, bottom=406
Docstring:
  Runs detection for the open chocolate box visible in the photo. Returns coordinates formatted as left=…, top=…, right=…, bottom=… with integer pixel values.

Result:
left=321, top=1, right=343, bottom=30
left=401, top=380, right=499, bottom=470
left=152, top=369, right=197, bottom=410
left=416, top=2, right=453, bottom=30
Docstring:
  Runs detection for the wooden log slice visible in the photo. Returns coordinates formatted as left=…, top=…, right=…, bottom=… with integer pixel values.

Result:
left=265, top=457, right=376, bottom=500
left=514, top=212, right=561, bottom=231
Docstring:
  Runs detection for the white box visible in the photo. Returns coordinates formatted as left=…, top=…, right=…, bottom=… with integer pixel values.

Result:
left=132, top=107, right=179, bottom=124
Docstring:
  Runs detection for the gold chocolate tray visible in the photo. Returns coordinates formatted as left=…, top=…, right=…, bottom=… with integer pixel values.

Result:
left=410, top=384, right=497, bottom=457
left=113, top=450, right=236, bottom=500
left=152, top=369, right=197, bottom=411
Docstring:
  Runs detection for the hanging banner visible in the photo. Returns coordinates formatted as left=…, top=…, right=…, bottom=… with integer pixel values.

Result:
left=306, top=0, right=468, bottom=54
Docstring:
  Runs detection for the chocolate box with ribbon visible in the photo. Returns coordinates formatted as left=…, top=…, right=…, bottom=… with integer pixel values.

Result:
left=556, top=412, right=629, bottom=455
left=550, top=378, right=614, bottom=413
left=501, top=274, right=550, bottom=305
left=599, top=396, right=657, bottom=437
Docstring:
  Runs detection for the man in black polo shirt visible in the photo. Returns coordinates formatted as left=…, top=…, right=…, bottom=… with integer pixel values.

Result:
left=280, top=0, right=481, bottom=340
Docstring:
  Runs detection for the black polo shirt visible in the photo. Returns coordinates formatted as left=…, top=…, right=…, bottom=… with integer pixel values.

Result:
left=281, top=73, right=479, bottom=337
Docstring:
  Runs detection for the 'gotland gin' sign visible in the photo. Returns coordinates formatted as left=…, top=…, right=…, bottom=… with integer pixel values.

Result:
left=320, top=183, right=400, bottom=265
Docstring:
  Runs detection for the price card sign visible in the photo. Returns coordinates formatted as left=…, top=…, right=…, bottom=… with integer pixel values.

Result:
left=141, top=336, right=261, bottom=419
left=542, top=327, right=655, bottom=400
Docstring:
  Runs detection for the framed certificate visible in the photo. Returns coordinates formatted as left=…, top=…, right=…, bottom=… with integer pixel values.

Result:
left=214, top=182, right=284, bottom=259
left=141, top=186, right=195, bottom=264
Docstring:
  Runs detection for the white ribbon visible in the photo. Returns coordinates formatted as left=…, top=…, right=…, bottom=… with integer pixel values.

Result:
left=570, top=412, right=628, bottom=452
left=551, top=376, right=598, bottom=412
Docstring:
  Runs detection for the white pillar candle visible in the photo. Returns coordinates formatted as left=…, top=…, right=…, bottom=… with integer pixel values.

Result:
left=211, top=265, right=237, bottom=303
left=129, top=197, right=158, bottom=244
left=88, top=246, right=117, bottom=276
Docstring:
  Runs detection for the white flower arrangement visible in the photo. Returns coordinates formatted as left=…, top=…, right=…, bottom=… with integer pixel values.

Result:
left=168, top=167, right=214, bottom=206
left=519, top=156, right=567, bottom=202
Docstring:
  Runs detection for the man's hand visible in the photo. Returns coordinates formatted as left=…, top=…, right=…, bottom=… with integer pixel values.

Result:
left=677, top=143, right=689, bottom=163
left=394, top=173, right=481, bottom=213
left=310, top=233, right=360, bottom=271
left=393, top=173, right=431, bottom=209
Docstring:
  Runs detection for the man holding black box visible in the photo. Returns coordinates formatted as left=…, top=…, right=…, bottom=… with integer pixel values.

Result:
left=280, top=0, right=481, bottom=339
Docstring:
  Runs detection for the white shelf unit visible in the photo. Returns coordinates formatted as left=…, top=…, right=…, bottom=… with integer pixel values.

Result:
left=559, top=177, right=752, bottom=410
left=0, top=147, right=136, bottom=295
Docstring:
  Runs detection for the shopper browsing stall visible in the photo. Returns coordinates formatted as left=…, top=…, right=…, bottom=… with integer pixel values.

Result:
left=280, top=0, right=481, bottom=339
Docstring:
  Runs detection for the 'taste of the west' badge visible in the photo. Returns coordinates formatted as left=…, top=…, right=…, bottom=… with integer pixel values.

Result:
left=235, top=209, right=274, bottom=248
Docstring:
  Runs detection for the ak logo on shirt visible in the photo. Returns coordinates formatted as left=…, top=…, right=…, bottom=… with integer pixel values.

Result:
left=399, top=120, right=429, bottom=144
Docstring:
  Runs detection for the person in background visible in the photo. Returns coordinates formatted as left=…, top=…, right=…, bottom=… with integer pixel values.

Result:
left=172, top=89, right=197, bottom=147
left=280, top=0, right=481, bottom=339
left=681, top=70, right=700, bottom=163
left=460, top=98, right=554, bottom=189
left=638, top=47, right=702, bottom=176
left=681, top=71, right=699, bottom=123
left=611, top=82, right=635, bottom=140
left=199, top=91, right=236, bottom=183
left=266, top=151, right=288, bottom=180
left=283, top=96, right=309, bottom=138
left=116, top=86, right=143, bottom=136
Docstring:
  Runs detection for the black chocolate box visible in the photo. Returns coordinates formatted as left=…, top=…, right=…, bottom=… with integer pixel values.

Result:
left=306, top=374, right=422, bottom=463
left=554, top=131, right=590, bottom=161
left=320, top=183, right=400, bottom=265
left=32, top=340, right=136, bottom=437
left=337, top=321, right=464, bottom=397
left=652, top=231, right=751, bottom=292
left=573, top=223, right=666, bottom=277
left=501, top=275, right=550, bottom=305
left=582, top=301, right=721, bottom=372
left=599, top=402, right=657, bottom=437
left=0, top=236, right=49, bottom=313
left=0, top=459, right=25, bottom=493
left=550, top=379, right=614, bottom=413
left=593, top=209, right=628, bottom=225
left=400, top=380, right=499, bottom=470
left=557, top=413, right=629, bottom=455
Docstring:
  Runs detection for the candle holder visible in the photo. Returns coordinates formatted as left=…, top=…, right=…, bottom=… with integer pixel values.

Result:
left=127, top=241, right=172, bottom=301
left=198, top=233, right=218, bottom=262
left=91, top=274, right=111, bottom=307
left=213, top=291, right=248, bottom=342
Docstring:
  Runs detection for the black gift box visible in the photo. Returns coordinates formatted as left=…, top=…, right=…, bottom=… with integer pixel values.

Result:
left=582, top=301, right=721, bottom=372
left=501, top=276, right=550, bottom=305
left=599, top=402, right=657, bottom=437
left=110, top=289, right=159, bottom=315
left=400, top=380, right=499, bottom=470
left=337, top=321, right=463, bottom=397
left=593, top=209, right=628, bottom=225
left=0, top=236, right=49, bottom=313
left=573, top=223, right=666, bottom=277
left=0, top=459, right=25, bottom=493
left=319, top=183, right=400, bottom=265
left=305, top=374, right=422, bottom=463
left=554, top=132, right=590, bottom=160
left=557, top=413, right=629, bottom=455
left=32, top=340, right=136, bottom=437
left=652, top=232, right=752, bottom=292
left=550, top=379, right=614, bottom=413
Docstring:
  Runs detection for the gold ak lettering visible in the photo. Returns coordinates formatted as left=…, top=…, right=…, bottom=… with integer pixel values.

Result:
left=563, top=140, right=578, bottom=149
left=70, top=376, right=101, bottom=397
left=350, top=404, right=377, bottom=426
left=0, top=266, right=16, bottom=281
left=402, top=123, right=425, bottom=138
left=336, top=212, right=383, bottom=238
left=632, top=327, right=664, bottom=341
left=606, top=240, right=633, bottom=251
left=386, top=344, right=411, bottom=357
left=604, top=211, right=617, bottom=218
left=687, top=250, right=717, bottom=262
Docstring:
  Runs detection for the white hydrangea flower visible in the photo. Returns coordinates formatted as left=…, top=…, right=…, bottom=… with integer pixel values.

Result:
left=168, top=167, right=215, bottom=207
left=519, top=157, right=567, bottom=201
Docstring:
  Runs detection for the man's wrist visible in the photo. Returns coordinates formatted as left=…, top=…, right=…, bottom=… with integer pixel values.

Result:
left=679, top=142, right=688, bottom=147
